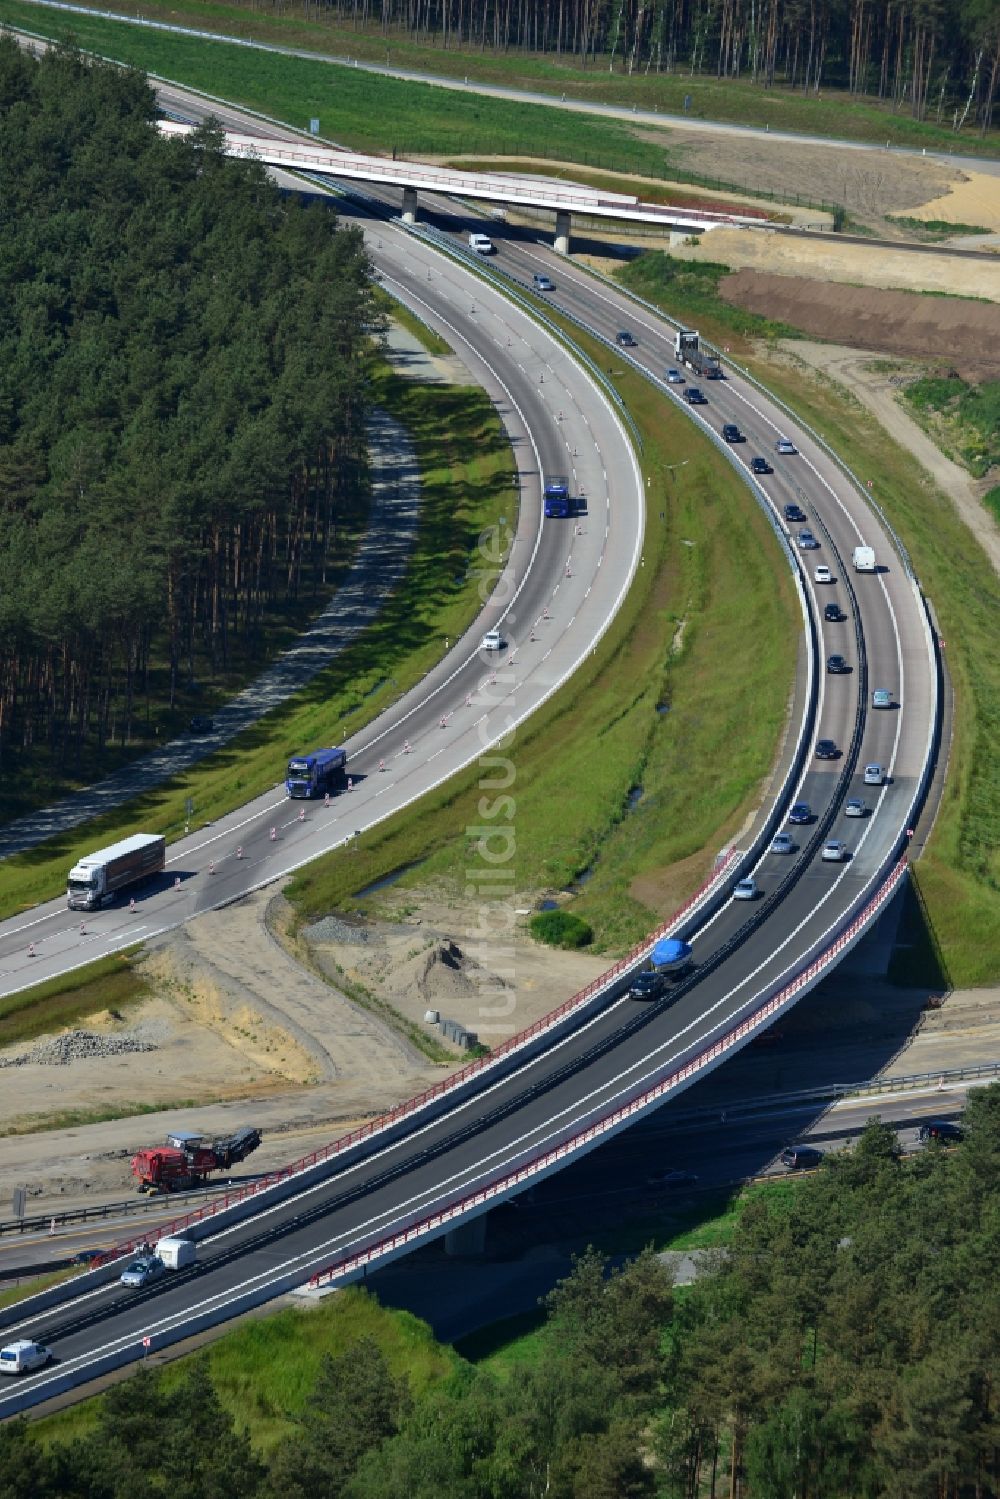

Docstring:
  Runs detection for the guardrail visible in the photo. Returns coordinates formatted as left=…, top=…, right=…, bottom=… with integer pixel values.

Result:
left=573, top=258, right=918, bottom=581
left=88, top=846, right=741, bottom=1265
left=308, top=855, right=910, bottom=1289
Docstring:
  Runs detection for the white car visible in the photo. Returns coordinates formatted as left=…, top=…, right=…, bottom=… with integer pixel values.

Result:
left=814, top=565, right=833, bottom=584
left=733, top=877, right=759, bottom=901
left=665, top=367, right=685, bottom=383
left=481, top=628, right=504, bottom=651
left=822, top=839, right=849, bottom=862
left=775, top=436, right=798, bottom=454
left=872, top=688, right=893, bottom=709
left=0, top=1340, right=52, bottom=1375
left=845, top=797, right=867, bottom=817
left=863, top=763, right=884, bottom=786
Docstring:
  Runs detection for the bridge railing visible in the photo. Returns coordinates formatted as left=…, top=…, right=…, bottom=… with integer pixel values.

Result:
left=308, top=856, right=910, bottom=1289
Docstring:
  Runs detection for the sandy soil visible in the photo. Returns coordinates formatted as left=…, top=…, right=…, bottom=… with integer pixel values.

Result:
left=0, top=887, right=606, bottom=1211
left=672, top=226, right=1000, bottom=301
left=641, top=127, right=962, bottom=231
left=304, top=889, right=608, bottom=1049
left=907, top=169, right=1000, bottom=232
left=772, top=340, right=1000, bottom=577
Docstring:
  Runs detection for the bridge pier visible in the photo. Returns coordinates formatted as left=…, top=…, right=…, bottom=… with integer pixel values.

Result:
left=554, top=209, right=572, bottom=255
left=444, top=1211, right=487, bottom=1258
left=401, top=185, right=419, bottom=224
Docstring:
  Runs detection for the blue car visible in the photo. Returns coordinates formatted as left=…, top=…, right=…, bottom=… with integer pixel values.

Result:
left=788, top=803, right=812, bottom=824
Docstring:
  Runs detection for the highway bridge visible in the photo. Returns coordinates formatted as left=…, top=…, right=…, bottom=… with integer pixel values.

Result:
left=157, top=118, right=767, bottom=252
left=0, top=73, right=943, bottom=1414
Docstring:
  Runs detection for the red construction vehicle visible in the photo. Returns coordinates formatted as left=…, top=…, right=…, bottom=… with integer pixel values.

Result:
left=131, top=1126, right=262, bottom=1192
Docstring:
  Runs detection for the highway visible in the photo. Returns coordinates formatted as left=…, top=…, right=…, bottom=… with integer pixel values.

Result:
left=0, top=78, right=942, bottom=1413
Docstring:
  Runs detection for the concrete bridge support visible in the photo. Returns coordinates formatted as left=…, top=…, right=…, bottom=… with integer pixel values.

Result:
left=554, top=209, right=572, bottom=255
left=401, top=185, right=419, bottom=224
left=444, top=1211, right=488, bottom=1257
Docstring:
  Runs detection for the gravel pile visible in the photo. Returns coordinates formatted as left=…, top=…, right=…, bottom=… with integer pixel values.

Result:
left=307, top=915, right=370, bottom=946
left=0, top=1029, right=158, bottom=1068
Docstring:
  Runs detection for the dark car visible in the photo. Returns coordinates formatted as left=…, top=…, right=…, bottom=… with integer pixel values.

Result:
left=781, top=1146, right=823, bottom=1170
left=788, top=802, right=813, bottom=825
left=784, top=503, right=806, bottom=523
left=189, top=716, right=215, bottom=735
left=722, top=423, right=745, bottom=443
left=816, top=738, right=838, bottom=759
left=751, top=456, right=772, bottom=475
left=826, top=654, right=850, bottom=674
left=629, top=970, right=666, bottom=1001
left=918, top=1120, right=963, bottom=1143
left=646, top=1169, right=699, bottom=1188
left=685, top=386, right=707, bottom=404
left=616, top=330, right=637, bottom=347
left=824, top=602, right=844, bottom=622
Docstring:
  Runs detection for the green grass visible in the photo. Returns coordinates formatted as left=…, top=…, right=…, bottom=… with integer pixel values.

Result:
left=0, top=1099, right=204, bottom=1138
left=902, top=375, right=1000, bottom=478
left=984, top=486, right=1000, bottom=525
left=381, top=297, right=453, bottom=358
left=6, top=0, right=1000, bottom=158
left=888, top=215, right=992, bottom=238
left=0, top=1267, right=80, bottom=1312
left=617, top=251, right=801, bottom=343
left=0, top=0, right=678, bottom=177
left=285, top=332, right=798, bottom=954
left=0, top=373, right=513, bottom=923
left=0, top=948, right=149, bottom=1047
left=35, top=1286, right=460, bottom=1453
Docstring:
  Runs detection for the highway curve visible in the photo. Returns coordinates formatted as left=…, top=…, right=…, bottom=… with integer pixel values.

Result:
left=0, top=87, right=941, bottom=1415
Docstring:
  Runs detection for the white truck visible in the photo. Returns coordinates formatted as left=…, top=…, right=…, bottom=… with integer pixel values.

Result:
left=67, top=833, right=166, bottom=911
left=468, top=232, right=495, bottom=255
left=853, top=545, right=876, bottom=572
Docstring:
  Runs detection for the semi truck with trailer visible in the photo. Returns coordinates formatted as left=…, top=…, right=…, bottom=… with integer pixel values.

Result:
left=285, top=746, right=347, bottom=798
left=674, top=329, right=723, bottom=381
left=131, top=1125, right=262, bottom=1192
left=67, top=833, right=166, bottom=911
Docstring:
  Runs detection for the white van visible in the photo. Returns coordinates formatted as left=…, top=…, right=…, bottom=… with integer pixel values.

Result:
left=853, top=545, right=876, bottom=572
left=0, top=1340, right=52, bottom=1375
left=155, top=1235, right=198, bottom=1270
left=468, top=232, right=494, bottom=255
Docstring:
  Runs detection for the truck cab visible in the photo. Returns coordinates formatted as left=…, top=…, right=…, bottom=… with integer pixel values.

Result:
left=543, top=475, right=572, bottom=518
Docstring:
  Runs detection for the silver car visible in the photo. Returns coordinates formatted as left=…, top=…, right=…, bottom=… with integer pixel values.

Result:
left=771, top=832, right=795, bottom=855
left=733, top=877, right=759, bottom=900
left=120, top=1256, right=166, bottom=1289
left=845, top=797, right=867, bottom=817
left=822, top=839, right=849, bottom=862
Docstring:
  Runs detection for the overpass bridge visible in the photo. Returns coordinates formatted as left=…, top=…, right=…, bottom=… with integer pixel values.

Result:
left=157, top=119, right=768, bottom=252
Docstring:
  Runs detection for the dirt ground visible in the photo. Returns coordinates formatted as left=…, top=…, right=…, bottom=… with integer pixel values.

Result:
left=722, top=267, right=1000, bottom=376
left=771, top=340, right=1000, bottom=576
left=0, top=888, right=607, bottom=1210
left=654, top=127, right=965, bottom=232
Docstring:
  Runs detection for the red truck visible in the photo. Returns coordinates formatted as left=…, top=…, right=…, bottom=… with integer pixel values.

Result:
left=131, top=1126, right=262, bottom=1192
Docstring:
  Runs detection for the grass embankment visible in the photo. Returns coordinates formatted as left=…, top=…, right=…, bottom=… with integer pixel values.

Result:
left=35, top=1286, right=459, bottom=1453
left=0, top=373, right=513, bottom=921
left=902, top=374, right=1000, bottom=478
left=379, top=297, right=453, bottom=358
left=6, top=0, right=1000, bottom=158
left=615, top=256, right=1000, bottom=984
left=0, top=949, right=148, bottom=1048
left=0, top=0, right=680, bottom=177
left=287, top=331, right=798, bottom=953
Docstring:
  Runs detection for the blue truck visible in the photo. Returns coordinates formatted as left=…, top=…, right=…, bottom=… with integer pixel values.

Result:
left=285, top=747, right=347, bottom=799
left=543, top=474, right=572, bottom=518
